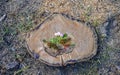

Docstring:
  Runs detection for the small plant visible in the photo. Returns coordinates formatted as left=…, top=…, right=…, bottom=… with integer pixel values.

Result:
left=43, top=32, right=75, bottom=56
left=43, top=32, right=75, bottom=50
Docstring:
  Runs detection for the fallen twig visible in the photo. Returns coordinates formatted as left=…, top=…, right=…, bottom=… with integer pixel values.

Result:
left=0, top=14, right=6, bottom=22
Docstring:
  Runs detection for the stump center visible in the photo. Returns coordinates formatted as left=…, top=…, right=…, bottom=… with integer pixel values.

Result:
left=43, top=32, right=75, bottom=57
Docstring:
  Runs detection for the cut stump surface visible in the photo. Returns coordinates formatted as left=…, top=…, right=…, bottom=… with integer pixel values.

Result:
left=26, top=14, right=97, bottom=66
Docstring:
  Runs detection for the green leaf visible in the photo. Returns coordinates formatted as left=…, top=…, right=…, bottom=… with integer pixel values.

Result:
left=50, top=38, right=57, bottom=44
left=63, top=33, right=68, bottom=38
left=56, top=36, right=62, bottom=42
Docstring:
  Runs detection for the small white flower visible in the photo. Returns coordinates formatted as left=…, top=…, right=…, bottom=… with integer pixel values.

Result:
left=54, top=32, right=63, bottom=37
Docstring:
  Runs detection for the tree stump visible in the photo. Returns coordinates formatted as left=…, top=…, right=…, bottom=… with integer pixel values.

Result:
left=26, top=14, right=98, bottom=66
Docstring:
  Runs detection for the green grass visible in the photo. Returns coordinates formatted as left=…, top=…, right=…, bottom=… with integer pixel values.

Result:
left=14, top=66, right=30, bottom=75
left=17, top=19, right=33, bottom=33
left=92, top=20, right=100, bottom=27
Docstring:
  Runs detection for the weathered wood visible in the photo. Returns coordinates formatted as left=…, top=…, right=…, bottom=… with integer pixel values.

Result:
left=26, top=14, right=97, bottom=66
